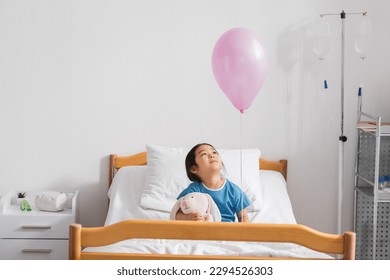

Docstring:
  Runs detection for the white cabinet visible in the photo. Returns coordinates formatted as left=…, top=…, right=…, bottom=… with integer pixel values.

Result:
left=0, top=190, right=78, bottom=260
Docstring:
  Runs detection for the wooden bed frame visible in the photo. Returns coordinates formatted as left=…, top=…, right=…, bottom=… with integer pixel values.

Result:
left=68, top=152, right=356, bottom=260
left=108, top=152, right=288, bottom=185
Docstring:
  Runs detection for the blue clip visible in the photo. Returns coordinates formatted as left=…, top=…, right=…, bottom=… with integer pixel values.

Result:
left=324, top=80, right=328, bottom=89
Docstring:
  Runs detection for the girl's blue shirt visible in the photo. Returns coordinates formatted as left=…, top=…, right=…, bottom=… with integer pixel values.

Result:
left=177, top=179, right=250, bottom=222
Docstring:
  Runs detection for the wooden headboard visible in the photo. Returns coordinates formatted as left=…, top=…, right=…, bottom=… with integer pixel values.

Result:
left=109, top=152, right=287, bottom=186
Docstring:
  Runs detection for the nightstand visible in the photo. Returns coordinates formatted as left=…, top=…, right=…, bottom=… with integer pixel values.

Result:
left=0, top=190, right=79, bottom=260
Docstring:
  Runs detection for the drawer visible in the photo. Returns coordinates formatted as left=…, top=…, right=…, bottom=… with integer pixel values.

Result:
left=0, top=214, right=74, bottom=238
left=0, top=239, right=68, bottom=260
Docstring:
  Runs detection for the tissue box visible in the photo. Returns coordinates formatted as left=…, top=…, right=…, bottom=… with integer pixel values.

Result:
left=35, top=192, right=67, bottom=212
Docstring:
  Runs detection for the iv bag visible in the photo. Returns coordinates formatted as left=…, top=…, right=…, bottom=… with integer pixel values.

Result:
left=313, top=19, right=330, bottom=59
left=355, top=17, right=371, bottom=58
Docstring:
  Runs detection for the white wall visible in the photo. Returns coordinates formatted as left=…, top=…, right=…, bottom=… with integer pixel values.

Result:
left=0, top=0, right=389, bottom=233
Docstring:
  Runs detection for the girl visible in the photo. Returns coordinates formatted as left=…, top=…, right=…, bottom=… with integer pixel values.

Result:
left=176, top=143, right=250, bottom=222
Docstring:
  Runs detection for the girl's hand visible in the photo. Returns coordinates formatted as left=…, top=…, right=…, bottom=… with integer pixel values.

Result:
left=236, top=208, right=249, bottom=223
left=176, top=210, right=205, bottom=221
left=187, top=213, right=206, bottom=221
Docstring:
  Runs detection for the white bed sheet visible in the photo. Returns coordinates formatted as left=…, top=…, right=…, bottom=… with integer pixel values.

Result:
left=83, top=167, right=332, bottom=259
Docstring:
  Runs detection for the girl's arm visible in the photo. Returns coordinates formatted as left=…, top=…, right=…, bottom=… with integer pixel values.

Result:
left=236, top=208, right=249, bottom=223
left=176, top=209, right=206, bottom=221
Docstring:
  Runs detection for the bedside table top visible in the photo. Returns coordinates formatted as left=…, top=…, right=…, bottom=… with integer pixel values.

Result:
left=0, top=190, right=79, bottom=217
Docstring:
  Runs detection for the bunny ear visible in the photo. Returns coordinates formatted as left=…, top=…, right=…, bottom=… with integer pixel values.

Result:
left=170, top=197, right=183, bottom=220
left=206, top=195, right=211, bottom=214
left=205, top=194, right=221, bottom=222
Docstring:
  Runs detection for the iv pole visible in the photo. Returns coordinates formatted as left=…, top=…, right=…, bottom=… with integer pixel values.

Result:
left=319, top=10, right=367, bottom=234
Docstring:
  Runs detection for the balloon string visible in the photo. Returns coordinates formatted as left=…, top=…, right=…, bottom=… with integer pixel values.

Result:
left=240, top=112, right=243, bottom=222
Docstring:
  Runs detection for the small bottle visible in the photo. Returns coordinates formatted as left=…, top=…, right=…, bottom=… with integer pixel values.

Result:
left=385, top=176, right=390, bottom=192
left=378, top=176, right=386, bottom=191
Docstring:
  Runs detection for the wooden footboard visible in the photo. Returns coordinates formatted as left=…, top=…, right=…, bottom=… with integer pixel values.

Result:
left=69, top=220, right=355, bottom=260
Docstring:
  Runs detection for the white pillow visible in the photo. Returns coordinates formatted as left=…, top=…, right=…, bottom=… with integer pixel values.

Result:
left=140, top=144, right=263, bottom=213
left=140, top=145, right=191, bottom=213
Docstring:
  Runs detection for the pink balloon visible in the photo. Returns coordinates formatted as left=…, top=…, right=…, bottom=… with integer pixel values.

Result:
left=212, top=27, right=267, bottom=113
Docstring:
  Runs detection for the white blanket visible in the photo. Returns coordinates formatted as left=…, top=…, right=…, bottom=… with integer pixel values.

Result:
left=84, top=238, right=332, bottom=259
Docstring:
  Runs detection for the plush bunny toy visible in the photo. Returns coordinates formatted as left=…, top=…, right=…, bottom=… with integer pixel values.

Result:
left=170, top=192, right=221, bottom=222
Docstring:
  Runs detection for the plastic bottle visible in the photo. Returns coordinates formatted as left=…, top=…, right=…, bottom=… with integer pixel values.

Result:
left=385, top=176, right=390, bottom=192
left=378, top=176, right=386, bottom=191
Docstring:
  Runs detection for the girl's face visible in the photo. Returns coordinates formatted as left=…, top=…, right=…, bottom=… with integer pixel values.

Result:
left=191, top=144, right=222, bottom=177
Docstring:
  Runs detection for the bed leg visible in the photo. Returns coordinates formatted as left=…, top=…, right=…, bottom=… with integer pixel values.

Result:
left=343, top=231, right=356, bottom=260
left=69, top=224, right=82, bottom=260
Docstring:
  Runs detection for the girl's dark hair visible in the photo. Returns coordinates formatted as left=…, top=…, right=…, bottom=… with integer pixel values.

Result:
left=185, top=143, right=219, bottom=182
